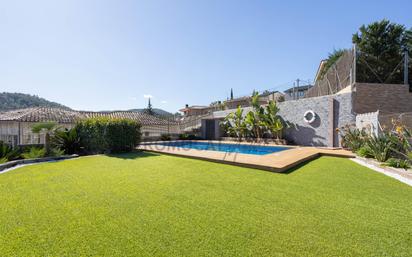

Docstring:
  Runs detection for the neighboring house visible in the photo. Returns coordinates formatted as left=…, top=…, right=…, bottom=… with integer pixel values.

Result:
left=224, top=96, right=255, bottom=110
left=179, top=105, right=218, bottom=117
left=259, top=91, right=285, bottom=102
left=284, top=85, right=313, bottom=100
left=0, top=107, right=178, bottom=146
left=225, top=91, right=284, bottom=109
left=181, top=91, right=285, bottom=117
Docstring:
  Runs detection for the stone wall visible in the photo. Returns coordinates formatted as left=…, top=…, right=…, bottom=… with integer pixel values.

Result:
left=353, top=83, right=412, bottom=114
left=278, top=92, right=355, bottom=146
left=208, top=92, right=355, bottom=147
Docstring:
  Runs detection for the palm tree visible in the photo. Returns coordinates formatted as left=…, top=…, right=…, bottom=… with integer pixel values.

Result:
left=31, top=122, right=58, bottom=155
left=264, top=101, right=283, bottom=139
left=246, top=91, right=266, bottom=139
left=53, top=128, right=81, bottom=154
left=223, top=106, right=245, bottom=141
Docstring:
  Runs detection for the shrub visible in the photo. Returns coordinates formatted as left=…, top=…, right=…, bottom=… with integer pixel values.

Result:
left=160, top=134, right=171, bottom=141
left=365, top=135, right=393, bottom=162
left=385, top=158, right=411, bottom=170
left=0, top=157, right=7, bottom=164
left=49, top=148, right=65, bottom=157
left=22, top=147, right=46, bottom=159
left=0, top=141, right=19, bottom=162
left=356, top=146, right=373, bottom=158
left=178, top=134, right=200, bottom=140
left=52, top=128, right=81, bottom=154
left=106, top=119, right=141, bottom=152
left=75, top=118, right=108, bottom=153
left=76, top=117, right=141, bottom=154
left=338, top=125, right=368, bottom=151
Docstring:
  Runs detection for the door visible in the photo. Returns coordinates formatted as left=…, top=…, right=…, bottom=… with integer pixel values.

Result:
left=205, top=120, right=215, bottom=140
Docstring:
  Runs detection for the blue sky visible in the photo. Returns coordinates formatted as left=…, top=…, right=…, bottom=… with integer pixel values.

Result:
left=1, top=0, right=411, bottom=112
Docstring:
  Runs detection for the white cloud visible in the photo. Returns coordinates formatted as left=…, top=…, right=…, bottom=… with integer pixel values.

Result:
left=143, top=94, right=153, bottom=99
left=160, top=100, right=167, bottom=104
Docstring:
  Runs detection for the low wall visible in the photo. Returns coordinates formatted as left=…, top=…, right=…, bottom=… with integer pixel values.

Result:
left=356, top=111, right=379, bottom=136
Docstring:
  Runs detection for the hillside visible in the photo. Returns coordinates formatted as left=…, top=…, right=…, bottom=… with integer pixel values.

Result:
left=0, top=92, right=175, bottom=116
left=0, top=92, right=71, bottom=112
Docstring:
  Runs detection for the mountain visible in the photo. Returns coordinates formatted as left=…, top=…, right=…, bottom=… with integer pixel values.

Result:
left=0, top=92, right=71, bottom=111
left=0, top=92, right=175, bottom=116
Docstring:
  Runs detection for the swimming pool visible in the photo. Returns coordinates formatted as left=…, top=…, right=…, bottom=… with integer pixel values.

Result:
left=153, top=141, right=289, bottom=155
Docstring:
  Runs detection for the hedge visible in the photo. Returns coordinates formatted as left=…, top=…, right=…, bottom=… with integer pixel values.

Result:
left=75, top=117, right=141, bottom=154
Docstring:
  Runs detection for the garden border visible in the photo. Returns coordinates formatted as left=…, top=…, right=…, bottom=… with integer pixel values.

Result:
left=351, top=157, right=412, bottom=186
left=0, top=155, right=79, bottom=173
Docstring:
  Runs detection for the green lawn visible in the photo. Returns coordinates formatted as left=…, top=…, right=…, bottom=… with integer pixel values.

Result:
left=0, top=153, right=411, bottom=257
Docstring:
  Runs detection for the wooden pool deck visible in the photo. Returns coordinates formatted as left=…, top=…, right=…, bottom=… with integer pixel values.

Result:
left=138, top=141, right=355, bottom=172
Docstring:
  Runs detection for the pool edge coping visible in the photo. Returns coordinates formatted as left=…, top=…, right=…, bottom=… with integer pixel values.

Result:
left=139, top=141, right=354, bottom=172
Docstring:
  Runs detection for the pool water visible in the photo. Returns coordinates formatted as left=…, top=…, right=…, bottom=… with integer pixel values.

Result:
left=154, top=141, right=288, bottom=155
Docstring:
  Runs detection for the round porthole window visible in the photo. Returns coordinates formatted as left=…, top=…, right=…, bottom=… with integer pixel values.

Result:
left=303, top=110, right=316, bottom=124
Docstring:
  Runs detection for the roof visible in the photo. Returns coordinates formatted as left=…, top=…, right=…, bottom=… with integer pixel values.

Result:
left=259, top=91, right=283, bottom=97
left=0, top=107, right=174, bottom=126
left=179, top=105, right=210, bottom=112
left=225, top=96, right=251, bottom=103
left=284, top=85, right=313, bottom=93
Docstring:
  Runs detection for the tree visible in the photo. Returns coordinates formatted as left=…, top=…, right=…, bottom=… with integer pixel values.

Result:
left=264, top=101, right=283, bottom=139
left=144, top=98, right=154, bottom=115
left=245, top=91, right=266, bottom=139
left=230, top=88, right=234, bottom=100
left=353, top=20, right=412, bottom=85
left=223, top=106, right=245, bottom=141
left=31, top=122, right=58, bottom=155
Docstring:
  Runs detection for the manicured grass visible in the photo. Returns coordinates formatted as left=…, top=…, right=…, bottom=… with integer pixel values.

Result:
left=0, top=153, right=411, bottom=256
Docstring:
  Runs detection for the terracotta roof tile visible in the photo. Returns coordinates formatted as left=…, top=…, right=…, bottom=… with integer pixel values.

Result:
left=0, top=107, right=174, bottom=126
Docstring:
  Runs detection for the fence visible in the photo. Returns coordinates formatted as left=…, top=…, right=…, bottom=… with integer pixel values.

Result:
left=140, top=114, right=208, bottom=141
left=305, top=45, right=411, bottom=98
left=305, top=49, right=355, bottom=98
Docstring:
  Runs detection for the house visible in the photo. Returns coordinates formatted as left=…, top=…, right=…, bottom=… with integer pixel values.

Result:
left=179, top=105, right=217, bottom=117
left=0, top=107, right=178, bottom=146
left=180, top=90, right=285, bottom=117
left=283, top=85, right=313, bottom=100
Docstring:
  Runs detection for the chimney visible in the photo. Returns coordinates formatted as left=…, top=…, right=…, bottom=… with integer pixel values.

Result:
left=185, top=104, right=189, bottom=108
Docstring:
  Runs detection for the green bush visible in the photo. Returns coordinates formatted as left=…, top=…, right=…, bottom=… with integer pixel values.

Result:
left=365, top=135, right=393, bottom=162
left=75, top=118, right=108, bottom=153
left=0, top=141, right=19, bottom=162
left=178, top=134, right=200, bottom=140
left=52, top=128, right=81, bottom=154
left=0, top=157, right=8, bottom=164
left=338, top=126, right=368, bottom=151
left=22, top=147, right=46, bottom=159
left=106, top=119, right=141, bottom=152
left=385, top=158, right=411, bottom=170
left=76, top=117, right=141, bottom=154
left=356, top=146, right=373, bottom=158
left=160, top=134, right=171, bottom=141
left=49, top=148, right=65, bottom=157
